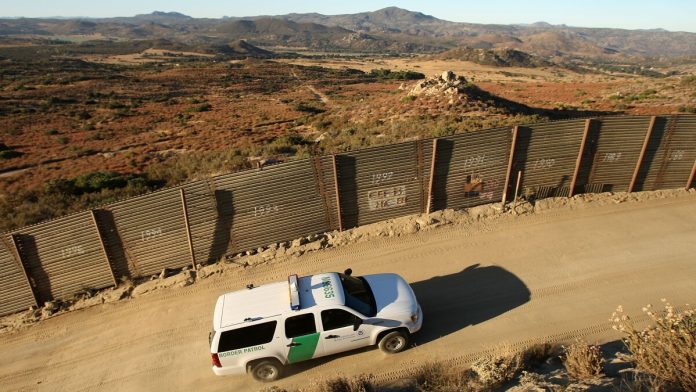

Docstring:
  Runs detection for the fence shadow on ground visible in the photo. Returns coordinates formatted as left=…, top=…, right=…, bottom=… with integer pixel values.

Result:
left=411, top=263, right=530, bottom=345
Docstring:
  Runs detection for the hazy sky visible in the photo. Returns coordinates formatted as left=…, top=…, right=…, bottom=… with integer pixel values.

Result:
left=3, top=0, right=695, bottom=33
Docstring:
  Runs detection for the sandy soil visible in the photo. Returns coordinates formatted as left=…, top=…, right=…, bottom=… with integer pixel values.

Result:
left=1, top=191, right=695, bottom=391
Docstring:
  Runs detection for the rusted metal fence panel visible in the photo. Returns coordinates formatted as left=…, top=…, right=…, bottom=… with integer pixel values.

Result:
left=335, top=141, right=427, bottom=228
left=429, top=127, right=511, bottom=210
left=1, top=115, right=694, bottom=316
left=107, top=188, right=191, bottom=277
left=585, top=116, right=653, bottom=193
left=0, top=237, right=37, bottom=316
left=212, top=159, right=332, bottom=253
left=637, top=115, right=696, bottom=190
left=510, top=120, right=586, bottom=199
left=11, top=212, right=114, bottom=303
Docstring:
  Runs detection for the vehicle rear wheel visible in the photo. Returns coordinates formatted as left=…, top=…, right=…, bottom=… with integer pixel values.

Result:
left=378, top=330, right=410, bottom=354
left=250, top=360, right=282, bottom=382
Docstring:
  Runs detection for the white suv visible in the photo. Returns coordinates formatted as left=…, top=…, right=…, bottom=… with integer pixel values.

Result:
left=209, top=269, right=423, bottom=381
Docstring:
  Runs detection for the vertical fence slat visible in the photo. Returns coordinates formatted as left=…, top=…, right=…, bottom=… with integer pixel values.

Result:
left=425, top=138, right=439, bottom=213
left=90, top=211, right=118, bottom=287
left=629, top=116, right=656, bottom=192
left=180, top=189, right=197, bottom=271
left=688, top=158, right=696, bottom=189
left=9, top=234, right=39, bottom=307
left=502, top=126, right=519, bottom=207
left=569, top=119, right=593, bottom=197
left=332, top=155, right=343, bottom=231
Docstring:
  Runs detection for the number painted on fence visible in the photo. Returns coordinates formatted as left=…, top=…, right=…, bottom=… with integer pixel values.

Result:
left=533, top=158, right=555, bottom=169
left=370, top=172, right=394, bottom=185
left=253, top=204, right=280, bottom=217
left=603, top=152, right=622, bottom=162
left=141, top=227, right=162, bottom=242
left=463, top=155, right=486, bottom=168
left=61, top=245, right=85, bottom=258
left=367, top=186, right=407, bottom=211
left=669, top=150, right=684, bottom=161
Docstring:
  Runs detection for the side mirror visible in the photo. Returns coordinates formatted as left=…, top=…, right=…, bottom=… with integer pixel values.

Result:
left=352, top=317, right=363, bottom=331
left=344, top=268, right=353, bottom=276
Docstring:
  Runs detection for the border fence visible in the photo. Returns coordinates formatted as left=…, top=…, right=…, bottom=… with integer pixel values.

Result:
left=1, top=115, right=695, bottom=316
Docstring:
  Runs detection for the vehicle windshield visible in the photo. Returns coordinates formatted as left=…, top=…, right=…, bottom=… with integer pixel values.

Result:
left=338, top=273, right=377, bottom=317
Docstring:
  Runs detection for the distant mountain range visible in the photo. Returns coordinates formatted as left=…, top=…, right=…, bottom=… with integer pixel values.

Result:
left=2, top=7, right=696, bottom=59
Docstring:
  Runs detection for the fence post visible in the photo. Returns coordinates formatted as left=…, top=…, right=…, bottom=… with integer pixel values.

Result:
left=628, top=116, right=656, bottom=193
left=90, top=210, right=118, bottom=286
left=312, top=156, right=333, bottom=230
left=688, top=158, right=696, bottom=190
left=9, top=234, right=39, bottom=307
left=425, top=138, right=439, bottom=213
left=501, top=126, right=519, bottom=208
left=179, top=189, right=197, bottom=271
left=569, top=119, right=593, bottom=197
left=332, top=155, right=343, bottom=231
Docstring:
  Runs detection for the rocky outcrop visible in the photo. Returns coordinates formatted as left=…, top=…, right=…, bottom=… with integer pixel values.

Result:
left=408, top=70, right=472, bottom=97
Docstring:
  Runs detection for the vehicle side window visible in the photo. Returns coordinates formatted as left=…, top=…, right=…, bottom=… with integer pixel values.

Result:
left=217, top=321, right=277, bottom=352
left=285, top=313, right=316, bottom=338
left=321, top=309, right=359, bottom=331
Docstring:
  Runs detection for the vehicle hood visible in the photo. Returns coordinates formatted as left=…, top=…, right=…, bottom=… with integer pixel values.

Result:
left=363, top=273, right=418, bottom=319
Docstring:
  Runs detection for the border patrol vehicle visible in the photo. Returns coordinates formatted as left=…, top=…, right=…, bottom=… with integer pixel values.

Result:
left=209, top=269, right=423, bottom=381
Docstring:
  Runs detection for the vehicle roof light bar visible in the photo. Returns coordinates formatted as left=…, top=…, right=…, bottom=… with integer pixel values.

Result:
left=288, top=274, right=300, bottom=310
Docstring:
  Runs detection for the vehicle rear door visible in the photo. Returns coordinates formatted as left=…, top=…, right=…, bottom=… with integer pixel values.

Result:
left=282, top=312, right=325, bottom=364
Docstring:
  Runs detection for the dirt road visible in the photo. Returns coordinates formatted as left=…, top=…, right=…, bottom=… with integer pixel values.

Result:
left=1, top=193, right=695, bottom=391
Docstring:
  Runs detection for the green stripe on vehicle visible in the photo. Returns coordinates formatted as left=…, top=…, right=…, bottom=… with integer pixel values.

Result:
left=287, top=332, right=320, bottom=364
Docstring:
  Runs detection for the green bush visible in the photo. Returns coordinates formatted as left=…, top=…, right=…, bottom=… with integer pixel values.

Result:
left=56, top=136, right=70, bottom=145
left=369, top=68, right=425, bottom=80
left=0, top=149, right=23, bottom=159
left=187, top=103, right=211, bottom=112
left=295, top=102, right=325, bottom=114
left=45, top=129, right=60, bottom=135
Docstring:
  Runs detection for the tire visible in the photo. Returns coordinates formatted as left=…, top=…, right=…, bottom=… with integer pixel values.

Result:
left=250, top=360, right=283, bottom=382
left=378, top=330, right=410, bottom=354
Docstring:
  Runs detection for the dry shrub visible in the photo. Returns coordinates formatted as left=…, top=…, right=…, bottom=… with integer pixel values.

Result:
left=470, top=352, right=521, bottom=388
left=412, top=361, right=479, bottom=392
left=313, top=374, right=375, bottom=392
left=612, top=300, right=696, bottom=391
left=617, top=372, right=668, bottom=392
left=562, top=340, right=604, bottom=379
left=520, top=343, right=561, bottom=369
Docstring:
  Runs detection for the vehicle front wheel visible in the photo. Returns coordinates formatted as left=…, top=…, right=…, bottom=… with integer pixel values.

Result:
left=378, top=330, right=410, bottom=354
left=250, top=360, right=283, bottom=382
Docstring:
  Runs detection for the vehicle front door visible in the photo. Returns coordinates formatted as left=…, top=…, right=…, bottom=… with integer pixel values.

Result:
left=319, top=308, right=371, bottom=357
left=283, top=312, right=325, bottom=364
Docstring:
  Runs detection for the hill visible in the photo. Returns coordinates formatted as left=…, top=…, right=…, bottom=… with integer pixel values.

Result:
left=2, top=8, right=696, bottom=58
left=437, top=47, right=552, bottom=67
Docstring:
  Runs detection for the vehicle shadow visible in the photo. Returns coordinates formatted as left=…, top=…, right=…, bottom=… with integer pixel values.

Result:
left=411, top=263, right=530, bottom=345
left=281, top=264, right=529, bottom=379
